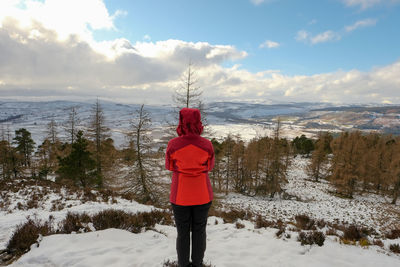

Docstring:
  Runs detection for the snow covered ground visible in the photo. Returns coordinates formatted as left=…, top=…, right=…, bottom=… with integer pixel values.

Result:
left=9, top=219, right=400, bottom=267
left=220, top=158, right=400, bottom=233
left=1, top=157, right=400, bottom=266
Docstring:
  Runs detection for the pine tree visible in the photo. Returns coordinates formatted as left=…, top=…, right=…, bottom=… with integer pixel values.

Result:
left=35, top=139, right=52, bottom=179
left=292, top=134, right=314, bottom=157
left=57, top=130, right=96, bottom=187
left=12, top=128, right=35, bottom=167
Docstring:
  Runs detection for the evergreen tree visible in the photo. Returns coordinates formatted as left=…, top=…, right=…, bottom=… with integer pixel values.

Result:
left=12, top=128, right=35, bottom=167
left=292, top=134, right=314, bottom=156
left=57, top=130, right=96, bottom=187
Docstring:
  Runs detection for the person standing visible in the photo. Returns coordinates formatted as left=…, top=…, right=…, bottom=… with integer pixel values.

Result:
left=165, top=108, right=214, bottom=267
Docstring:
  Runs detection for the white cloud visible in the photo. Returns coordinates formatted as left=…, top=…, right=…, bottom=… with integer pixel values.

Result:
left=250, top=0, right=276, bottom=5
left=143, top=34, right=151, bottom=41
left=311, top=30, right=341, bottom=44
left=296, top=18, right=376, bottom=45
left=0, top=16, right=247, bottom=103
left=295, top=30, right=310, bottom=42
left=259, top=40, right=280, bottom=48
left=1, top=0, right=400, bottom=105
left=196, top=60, right=400, bottom=104
left=342, top=0, right=381, bottom=9
left=345, top=18, right=377, bottom=32
left=342, top=0, right=400, bottom=9
left=296, top=30, right=341, bottom=44
left=250, top=0, right=266, bottom=5
left=308, top=19, right=317, bottom=25
left=0, top=0, right=117, bottom=41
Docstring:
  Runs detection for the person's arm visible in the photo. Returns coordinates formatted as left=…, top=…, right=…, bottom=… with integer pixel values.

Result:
left=165, top=142, right=173, bottom=171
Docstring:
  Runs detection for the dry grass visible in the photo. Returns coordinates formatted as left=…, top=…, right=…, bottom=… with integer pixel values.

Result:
left=295, top=214, right=316, bottom=230
left=297, top=231, right=325, bottom=246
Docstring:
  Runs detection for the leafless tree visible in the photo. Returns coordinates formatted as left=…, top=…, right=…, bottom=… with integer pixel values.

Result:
left=47, top=119, right=58, bottom=144
left=125, top=104, right=158, bottom=203
left=88, top=99, right=110, bottom=187
left=64, top=106, right=80, bottom=144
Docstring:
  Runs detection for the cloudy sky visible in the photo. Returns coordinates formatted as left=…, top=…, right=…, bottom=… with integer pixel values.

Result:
left=0, top=0, right=399, bottom=105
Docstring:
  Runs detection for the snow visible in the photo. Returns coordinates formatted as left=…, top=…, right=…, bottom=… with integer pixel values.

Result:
left=0, top=195, right=154, bottom=251
left=220, top=157, right=400, bottom=232
left=10, top=221, right=400, bottom=267
left=2, top=150, right=400, bottom=266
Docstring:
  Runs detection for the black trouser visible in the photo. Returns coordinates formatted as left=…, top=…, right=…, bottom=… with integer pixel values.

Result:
left=171, top=201, right=212, bottom=267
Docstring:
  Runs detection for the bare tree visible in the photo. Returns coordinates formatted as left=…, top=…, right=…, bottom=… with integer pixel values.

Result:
left=125, top=104, right=158, bottom=203
left=173, top=62, right=202, bottom=110
left=64, top=106, right=80, bottom=144
left=167, top=62, right=211, bottom=139
left=47, top=119, right=58, bottom=144
left=307, top=132, right=332, bottom=182
left=88, top=99, right=110, bottom=187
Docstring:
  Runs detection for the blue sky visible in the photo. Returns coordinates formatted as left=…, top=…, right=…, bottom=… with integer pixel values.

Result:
left=0, top=0, right=400, bottom=104
left=99, top=0, right=400, bottom=75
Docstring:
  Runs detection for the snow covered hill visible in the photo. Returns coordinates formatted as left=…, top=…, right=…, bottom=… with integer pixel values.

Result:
left=2, top=99, right=399, bottom=149
left=1, top=157, right=400, bottom=266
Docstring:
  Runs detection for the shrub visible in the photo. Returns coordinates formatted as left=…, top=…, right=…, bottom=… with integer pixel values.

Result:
left=276, top=228, right=285, bottom=238
left=209, top=209, right=252, bottom=224
left=390, top=244, right=400, bottom=254
left=298, top=231, right=325, bottom=246
left=372, top=239, right=384, bottom=248
left=59, top=209, right=173, bottom=234
left=325, top=228, right=338, bottom=236
left=359, top=238, right=370, bottom=247
left=386, top=229, right=400, bottom=240
left=255, top=215, right=275, bottom=229
left=235, top=222, right=245, bottom=229
left=343, top=225, right=364, bottom=241
left=316, top=219, right=326, bottom=229
left=295, top=214, right=315, bottom=230
left=162, top=260, right=178, bottom=267
left=59, top=212, right=91, bottom=233
left=6, top=217, right=53, bottom=256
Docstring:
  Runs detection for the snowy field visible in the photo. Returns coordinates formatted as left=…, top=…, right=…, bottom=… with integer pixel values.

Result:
left=1, top=158, right=400, bottom=266
left=220, top=158, right=400, bottom=232
left=9, top=219, right=400, bottom=267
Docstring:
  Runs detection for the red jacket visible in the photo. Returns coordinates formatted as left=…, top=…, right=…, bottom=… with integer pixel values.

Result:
left=165, top=108, right=214, bottom=206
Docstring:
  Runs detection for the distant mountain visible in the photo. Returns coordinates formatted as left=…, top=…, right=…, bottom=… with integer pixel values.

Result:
left=0, top=100, right=399, bottom=148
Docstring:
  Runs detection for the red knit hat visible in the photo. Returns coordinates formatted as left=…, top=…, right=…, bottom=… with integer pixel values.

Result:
left=176, top=108, right=204, bottom=136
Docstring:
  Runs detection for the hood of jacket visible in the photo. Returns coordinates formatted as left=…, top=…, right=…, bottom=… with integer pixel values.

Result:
left=176, top=108, right=204, bottom=136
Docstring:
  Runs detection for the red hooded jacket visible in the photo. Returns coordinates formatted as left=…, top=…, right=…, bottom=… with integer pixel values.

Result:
left=165, top=108, right=214, bottom=206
